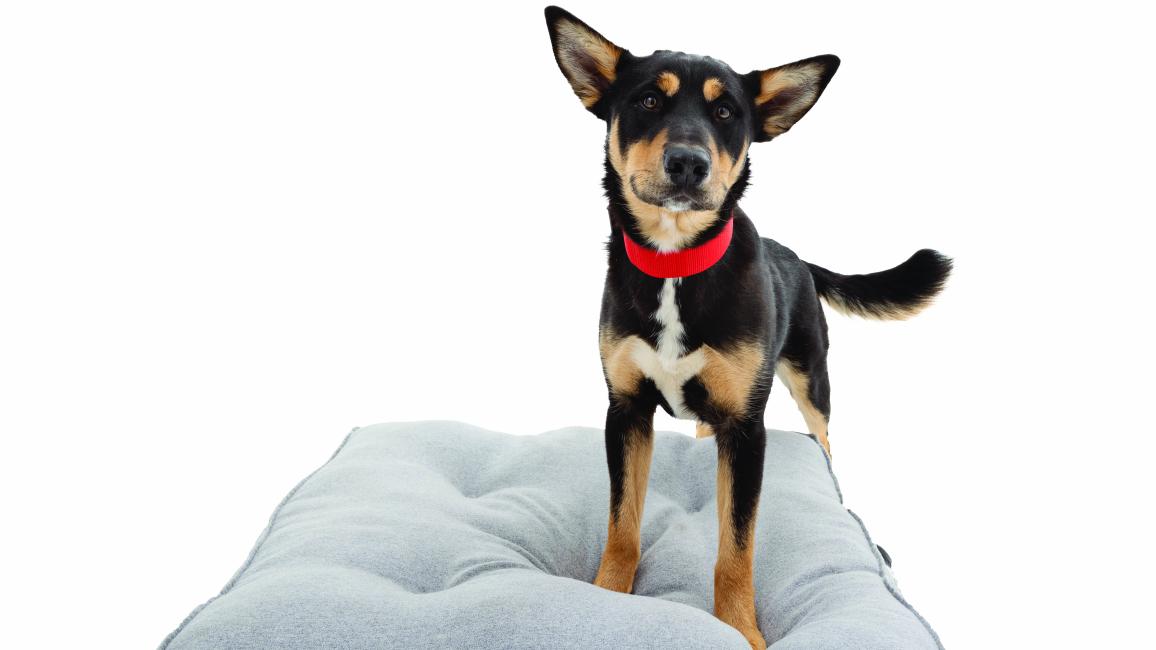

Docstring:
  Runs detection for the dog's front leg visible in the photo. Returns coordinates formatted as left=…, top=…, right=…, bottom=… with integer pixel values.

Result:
left=593, top=393, right=656, bottom=594
left=714, top=418, right=767, bottom=650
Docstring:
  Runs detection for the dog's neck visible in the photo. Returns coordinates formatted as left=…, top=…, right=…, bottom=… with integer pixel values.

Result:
left=621, top=214, right=735, bottom=278
left=603, top=157, right=751, bottom=254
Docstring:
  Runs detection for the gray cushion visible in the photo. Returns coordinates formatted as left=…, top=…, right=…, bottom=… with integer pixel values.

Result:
left=161, top=421, right=941, bottom=649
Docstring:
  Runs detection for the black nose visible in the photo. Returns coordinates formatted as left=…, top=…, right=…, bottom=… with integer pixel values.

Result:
left=663, top=146, right=711, bottom=189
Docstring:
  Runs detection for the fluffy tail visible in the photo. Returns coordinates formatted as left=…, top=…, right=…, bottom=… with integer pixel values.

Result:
left=807, top=249, right=953, bottom=320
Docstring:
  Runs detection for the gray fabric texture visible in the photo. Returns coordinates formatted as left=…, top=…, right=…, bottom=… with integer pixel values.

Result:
left=161, top=421, right=941, bottom=649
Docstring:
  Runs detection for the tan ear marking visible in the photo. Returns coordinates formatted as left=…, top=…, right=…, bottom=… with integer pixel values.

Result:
left=754, top=63, right=824, bottom=105
left=657, top=71, right=681, bottom=96
left=754, top=62, right=827, bottom=137
left=554, top=19, right=623, bottom=108
left=703, top=77, right=725, bottom=102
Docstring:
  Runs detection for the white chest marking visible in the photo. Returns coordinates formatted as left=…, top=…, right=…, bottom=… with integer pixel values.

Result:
left=653, top=211, right=683, bottom=252
left=629, top=278, right=704, bottom=419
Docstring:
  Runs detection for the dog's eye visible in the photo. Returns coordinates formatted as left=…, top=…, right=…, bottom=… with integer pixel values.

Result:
left=639, top=92, right=661, bottom=111
left=714, top=104, right=734, bottom=121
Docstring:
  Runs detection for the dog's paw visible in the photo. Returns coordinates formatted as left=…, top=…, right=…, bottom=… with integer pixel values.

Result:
left=593, top=558, right=637, bottom=593
left=738, top=628, right=766, bottom=650
left=716, top=600, right=765, bottom=649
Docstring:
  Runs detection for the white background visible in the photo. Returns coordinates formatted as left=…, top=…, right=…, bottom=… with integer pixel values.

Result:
left=2, top=1, right=1153, bottom=648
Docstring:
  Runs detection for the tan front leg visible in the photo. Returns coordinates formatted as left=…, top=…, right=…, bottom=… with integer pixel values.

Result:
left=594, top=427, right=654, bottom=593
left=715, top=459, right=766, bottom=649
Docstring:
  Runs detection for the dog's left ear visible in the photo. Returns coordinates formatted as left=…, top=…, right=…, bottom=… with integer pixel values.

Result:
left=743, top=55, right=840, bottom=141
left=545, top=6, right=626, bottom=118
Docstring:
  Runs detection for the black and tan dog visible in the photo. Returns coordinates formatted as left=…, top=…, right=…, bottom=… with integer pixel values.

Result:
left=544, top=7, right=950, bottom=648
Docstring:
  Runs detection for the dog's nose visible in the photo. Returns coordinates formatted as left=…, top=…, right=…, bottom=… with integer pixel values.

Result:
left=663, top=146, right=711, bottom=189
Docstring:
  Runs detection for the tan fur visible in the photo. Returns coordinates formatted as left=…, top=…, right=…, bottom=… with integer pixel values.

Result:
left=657, top=71, right=681, bottom=96
left=715, top=462, right=765, bottom=649
left=599, top=329, right=644, bottom=397
left=696, top=422, right=715, bottom=439
left=608, top=119, right=747, bottom=251
left=594, top=426, right=655, bottom=593
left=608, top=119, right=717, bottom=250
left=775, top=360, right=831, bottom=456
left=703, top=77, right=725, bottom=102
left=599, top=329, right=765, bottom=422
left=594, top=331, right=655, bottom=594
left=554, top=19, right=622, bottom=108
left=819, top=293, right=933, bottom=321
left=597, top=334, right=766, bottom=643
left=754, top=62, right=826, bottom=136
left=706, top=136, right=749, bottom=205
left=627, top=201, right=719, bottom=251
left=700, top=342, right=766, bottom=415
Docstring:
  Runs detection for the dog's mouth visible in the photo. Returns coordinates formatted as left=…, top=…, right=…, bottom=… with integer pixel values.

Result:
left=628, top=175, right=716, bottom=212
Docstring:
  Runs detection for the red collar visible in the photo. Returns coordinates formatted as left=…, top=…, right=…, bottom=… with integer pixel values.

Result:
left=622, top=215, right=734, bottom=279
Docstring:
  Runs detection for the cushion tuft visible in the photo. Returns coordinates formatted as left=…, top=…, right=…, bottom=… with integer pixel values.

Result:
left=161, top=421, right=941, bottom=649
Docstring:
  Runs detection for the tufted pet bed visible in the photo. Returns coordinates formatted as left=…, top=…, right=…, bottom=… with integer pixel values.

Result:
left=160, top=421, right=941, bottom=649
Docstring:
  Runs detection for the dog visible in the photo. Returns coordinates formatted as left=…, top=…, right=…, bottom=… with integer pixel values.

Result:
left=544, top=7, right=951, bottom=648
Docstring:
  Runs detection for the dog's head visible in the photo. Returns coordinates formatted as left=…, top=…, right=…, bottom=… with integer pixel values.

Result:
left=545, top=6, right=838, bottom=249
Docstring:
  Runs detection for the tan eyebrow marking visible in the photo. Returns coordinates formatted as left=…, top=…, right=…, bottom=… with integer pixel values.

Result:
left=704, top=77, right=725, bottom=102
left=657, top=71, right=681, bottom=96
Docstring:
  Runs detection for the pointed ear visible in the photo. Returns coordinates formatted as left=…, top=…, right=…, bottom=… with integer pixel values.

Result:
left=743, top=55, right=840, bottom=141
left=544, top=6, right=626, bottom=116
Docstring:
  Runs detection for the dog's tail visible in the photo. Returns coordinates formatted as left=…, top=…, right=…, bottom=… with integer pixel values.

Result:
left=806, top=249, right=953, bottom=321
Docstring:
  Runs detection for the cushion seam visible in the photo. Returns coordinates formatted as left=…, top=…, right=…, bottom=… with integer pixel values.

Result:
left=802, top=432, right=945, bottom=650
left=160, top=427, right=943, bottom=649
left=157, top=426, right=362, bottom=649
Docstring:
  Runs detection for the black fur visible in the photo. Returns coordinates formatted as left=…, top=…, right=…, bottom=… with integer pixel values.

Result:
left=807, top=249, right=954, bottom=320
left=544, top=5, right=950, bottom=609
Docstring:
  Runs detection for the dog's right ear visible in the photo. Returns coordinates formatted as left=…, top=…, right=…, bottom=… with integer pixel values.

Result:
left=545, top=7, right=626, bottom=118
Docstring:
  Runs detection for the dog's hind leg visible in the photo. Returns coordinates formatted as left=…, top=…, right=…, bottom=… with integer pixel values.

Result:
left=776, top=358, right=832, bottom=457
left=594, top=388, right=658, bottom=594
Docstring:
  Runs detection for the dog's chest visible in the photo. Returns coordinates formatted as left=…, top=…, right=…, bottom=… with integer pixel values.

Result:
left=633, top=278, right=703, bottom=419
